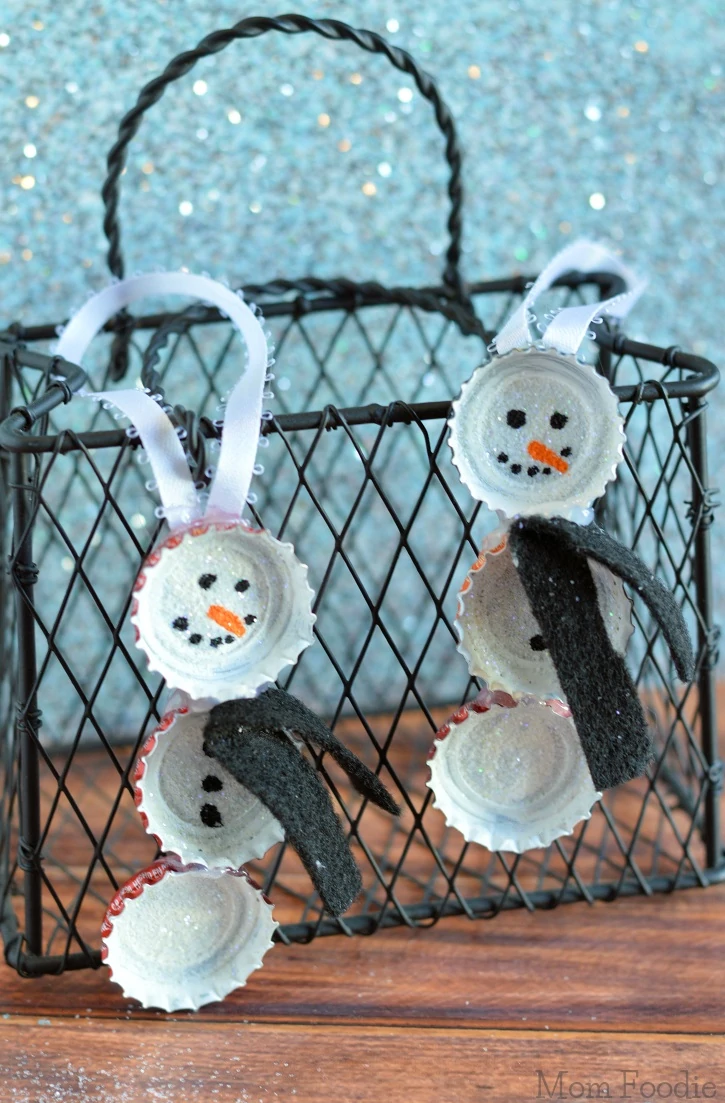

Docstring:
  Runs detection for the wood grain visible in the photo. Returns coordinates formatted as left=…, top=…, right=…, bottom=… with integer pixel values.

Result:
left=1, top=1019, right=723, bottom=1103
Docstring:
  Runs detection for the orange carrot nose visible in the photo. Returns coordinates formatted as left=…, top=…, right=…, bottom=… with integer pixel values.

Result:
left=527, top=440, right=569, bottom=474
left=207, top=605, right=246, bottom=637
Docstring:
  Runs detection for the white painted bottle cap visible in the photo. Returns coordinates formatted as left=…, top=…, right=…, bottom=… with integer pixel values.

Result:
left=427, top=692, right=600, bottom=853
left=134, top=707, right=285, bottom=869
left=448, top=348, right=625, bottom=521
left=456, top=527, right=633, bottom=698
left=101, top=858, right=277, bottom=1011
left=131, top=519, right=315, bottom=701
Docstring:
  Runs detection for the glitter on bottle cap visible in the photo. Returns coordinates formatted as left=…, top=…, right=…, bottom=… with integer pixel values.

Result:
left=101, top=858, right=277, bottom=1011
left=134, top=707, right=285, bottom=869
left=448, top=348, right=625, bottom=520
left=131, top=520, right=315, bottom=701
left=456, top=528, right=633, bottom=698
left=427, top=695, right=601, bottom=853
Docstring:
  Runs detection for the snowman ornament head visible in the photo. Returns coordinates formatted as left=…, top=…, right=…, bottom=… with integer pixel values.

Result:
left=449, top=344, right=625, bottom=524
left=55, top=271, right=316, bottom=703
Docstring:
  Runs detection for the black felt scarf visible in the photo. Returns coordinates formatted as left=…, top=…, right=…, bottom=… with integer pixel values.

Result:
left=203, top=689, right=399, bottom=916
left=508, top=516, right=694, bottom=792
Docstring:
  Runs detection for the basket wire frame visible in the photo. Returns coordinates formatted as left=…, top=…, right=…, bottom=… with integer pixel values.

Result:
left=0, top=11, right=721, bottom=979
left=0, top=277, right=721, bottom=977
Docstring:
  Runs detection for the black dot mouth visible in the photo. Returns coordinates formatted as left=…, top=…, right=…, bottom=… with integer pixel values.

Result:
left=185, top=630, right=239, bottom=647
left=510, top=463, right=522, bottom=475
left=529, top=634, right=547, bottom=652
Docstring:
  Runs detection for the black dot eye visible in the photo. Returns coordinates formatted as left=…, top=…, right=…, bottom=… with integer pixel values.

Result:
left=235, top=579, right=250, bottom=593
left=172, top=616, right=188, bottom=631
left=561, top=446, right=572, bottom=458
left=198, top=573, right=217, bottom=590
left=529, top=634, right=547, bottom=651
left=550, top=411, right=568, bottom=430
left=202, top=774, right=223, bottom=793
left=497, top=452, right=508, bottom=464
left=244, top=614, right=257, bottom=626
left=506, top=409, right=526, bottom=429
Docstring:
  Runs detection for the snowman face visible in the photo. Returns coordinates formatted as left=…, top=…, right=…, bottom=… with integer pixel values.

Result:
left=170, top=570, right=258, bottom=650
left=492, top=398, right=576, bottom=483
left=448, top=348, right=625, bottom=520
left=131, top=521, right=316, bottom=700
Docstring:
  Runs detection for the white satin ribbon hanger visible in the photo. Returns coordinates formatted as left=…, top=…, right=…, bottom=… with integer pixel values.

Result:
left=55, top=272, right=269, bottom=530
left=493, top=239, right=646, bottom=357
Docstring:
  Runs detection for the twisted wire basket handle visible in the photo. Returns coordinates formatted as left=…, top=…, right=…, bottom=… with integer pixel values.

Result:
left=100, top=13, right=467, bottom=298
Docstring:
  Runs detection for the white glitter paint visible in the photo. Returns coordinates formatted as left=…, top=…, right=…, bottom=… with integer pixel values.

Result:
left=448, top=347, right=625, bottom=520
left=102, top=862, right=277, bottom=1011
left=427, top=697, right=600, bottom=853
left=131, top=521, right=316, bottom=701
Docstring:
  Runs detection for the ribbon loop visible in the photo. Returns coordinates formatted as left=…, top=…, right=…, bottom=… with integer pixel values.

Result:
left=55, top=272, right=268, bottom=530
left=493, top=240, right=646, bottom=357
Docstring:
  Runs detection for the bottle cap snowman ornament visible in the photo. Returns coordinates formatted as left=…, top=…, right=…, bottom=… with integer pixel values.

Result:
left=57, top=271, right=401, bottom=1011
left=55, top=272, right=315, bottom=702
left=431, top=242, right=695, bottom=852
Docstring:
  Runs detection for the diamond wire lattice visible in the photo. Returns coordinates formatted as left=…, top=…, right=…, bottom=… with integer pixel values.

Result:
left=0, top=280, right=718, bottom=970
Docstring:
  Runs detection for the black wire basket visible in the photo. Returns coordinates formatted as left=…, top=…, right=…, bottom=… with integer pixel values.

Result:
left=0, top=15, right=721, bottom=980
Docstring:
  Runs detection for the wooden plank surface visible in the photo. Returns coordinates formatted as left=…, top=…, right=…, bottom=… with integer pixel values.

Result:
left=1, top=1019, right=724, bottom=1103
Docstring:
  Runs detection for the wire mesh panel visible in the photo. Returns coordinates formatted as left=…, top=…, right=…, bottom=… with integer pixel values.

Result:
left=0, top=277, right=721, bottom=976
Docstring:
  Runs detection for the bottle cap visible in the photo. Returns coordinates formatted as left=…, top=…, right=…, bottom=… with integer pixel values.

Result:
left=456, top=528, right=633, bottom=698
left=134, top=707, right=285, bottom=869
left=101, top=858, right=277, bottom=1011
left=427, top=693, right=600, bottom=853
left=448, top=348, right=625, bottom=520
left=131, top=520, right=315, bottom=701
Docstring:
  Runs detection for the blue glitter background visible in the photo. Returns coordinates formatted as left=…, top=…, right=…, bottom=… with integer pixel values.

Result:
left=1, top=0, right=722, bottom=616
